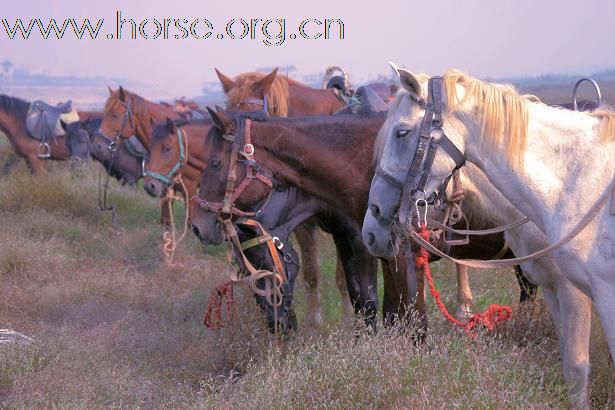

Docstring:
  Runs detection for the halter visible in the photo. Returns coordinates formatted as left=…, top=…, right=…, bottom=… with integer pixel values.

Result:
left=143, top=127, right=186, bottom=185
left=375, top=77, right=466, bottom=228
left=191, top=116, right=274, bottom=221
left=94, top=100, right=135, bottom=153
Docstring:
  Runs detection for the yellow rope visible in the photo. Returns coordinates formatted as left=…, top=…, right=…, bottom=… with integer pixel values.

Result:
left=161, top=129, right=190, bottom=266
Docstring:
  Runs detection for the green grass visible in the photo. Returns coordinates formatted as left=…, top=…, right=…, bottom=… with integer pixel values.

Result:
left=0, top=142, right=613, bottom=408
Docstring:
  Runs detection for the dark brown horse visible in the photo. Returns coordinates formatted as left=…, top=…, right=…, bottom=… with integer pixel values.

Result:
left=0, top=95, right=97, bottom=174
left=216, top=68, right=357, bottom=327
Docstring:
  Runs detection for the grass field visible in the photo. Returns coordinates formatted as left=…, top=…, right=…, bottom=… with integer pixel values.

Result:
left=0, top=132, right=613, bottom=408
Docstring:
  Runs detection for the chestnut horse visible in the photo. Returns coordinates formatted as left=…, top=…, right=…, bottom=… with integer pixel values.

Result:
left=98, top=87, right=185, bottom=225
left=189, top=110, right=535, bottom=327
left=0, top=95, right=98, bottom=174
left=216, top=68, right=353, bottom=328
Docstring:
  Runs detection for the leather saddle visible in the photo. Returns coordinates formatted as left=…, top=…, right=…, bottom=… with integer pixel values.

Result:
left=26, top=100, right=74, bottom=141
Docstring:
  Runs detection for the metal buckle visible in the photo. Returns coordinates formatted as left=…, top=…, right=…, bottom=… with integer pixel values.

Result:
left=272, top=236, right=284, bottom=250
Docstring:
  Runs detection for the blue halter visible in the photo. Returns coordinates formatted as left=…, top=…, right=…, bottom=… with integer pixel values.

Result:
left=144, top=127, right=186, bottom=185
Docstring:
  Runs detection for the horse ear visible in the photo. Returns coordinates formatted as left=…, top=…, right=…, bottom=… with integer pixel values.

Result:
left=108, top=86, right=114, bottom=95
left=389, top=62, right=421, bottom=98
left=254, top=67, right=278, bottom=97
left=207, top=107, right=233, bottom=135
left=165, top=118, right=176, bottom=133
left=119, top=86, right=127, bottom=102
left=215, top=68, right=235, bottom=94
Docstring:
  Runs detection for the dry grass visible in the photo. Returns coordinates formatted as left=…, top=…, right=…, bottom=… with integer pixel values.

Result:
left=0, top=140, right=613, bottom=408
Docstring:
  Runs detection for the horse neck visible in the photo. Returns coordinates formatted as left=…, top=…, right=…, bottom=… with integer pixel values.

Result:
left=0, top=110, right=20, bottom=142
left=286, top=83, right=343, bottom=116
left=183, top=123, right=210, bottom=172
left=253, top=117, right=381, bottom=222
left=462, top=103, right=613, bottom=233
left=256, top=188, right=324, bottom=235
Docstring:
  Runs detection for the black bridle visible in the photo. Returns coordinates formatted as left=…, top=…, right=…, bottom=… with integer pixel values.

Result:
left=226, top=96, right=269, bottom=117
left=375, top=76, right=466, bottom=228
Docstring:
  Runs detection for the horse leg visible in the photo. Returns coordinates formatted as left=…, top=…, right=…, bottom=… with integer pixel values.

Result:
left=455, top=264, right=473, bottom=320
left=514, top=264, right=538, bottom=303
left=557, top=283, right=592, bottom=410
left=540, top=277, right=591, bottom=409
left=334, top=256, right=355, bottom=320
left=293, top=220, right=323, bottom=330
left=25, top=154, right=46, bottom=175
left=381, top=260, right=400, bottom=326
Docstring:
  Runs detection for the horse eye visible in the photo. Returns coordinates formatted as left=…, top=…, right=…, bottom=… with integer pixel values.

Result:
left=397, top=129, right=410, bottom=138
left=210, top=159, right=222, bottom=169
left=163, top=145, right=172, bottom=153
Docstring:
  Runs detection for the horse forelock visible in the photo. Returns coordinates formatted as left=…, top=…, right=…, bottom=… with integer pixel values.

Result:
left=227, top=72, right=292, bottom=117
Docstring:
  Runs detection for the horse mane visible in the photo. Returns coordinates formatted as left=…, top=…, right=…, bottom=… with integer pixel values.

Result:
left=589, top=107, right=615, bottom=143
left=227, top=72, right=307, bottom=117
left=104, top=89, right=145, bottom=113
left=0, top=94, right=29, bottom=122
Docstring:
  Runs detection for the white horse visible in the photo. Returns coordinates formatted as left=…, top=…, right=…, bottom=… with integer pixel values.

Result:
left=363, top=67, right=614, bottom=408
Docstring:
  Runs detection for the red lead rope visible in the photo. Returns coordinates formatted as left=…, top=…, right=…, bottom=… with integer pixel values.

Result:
left=204, top=281, right=237, bottom=329
left=416, top=225, right=513, bottom=337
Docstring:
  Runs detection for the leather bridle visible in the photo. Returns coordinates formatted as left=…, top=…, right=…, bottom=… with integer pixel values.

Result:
left=375, top=76, right=466, bottom=228
left=191, top=116, right=274, bottom=221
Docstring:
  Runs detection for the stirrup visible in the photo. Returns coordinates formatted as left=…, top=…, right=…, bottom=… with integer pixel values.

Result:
left=443, top=214, right=470, bottom=246
left=37, top=142, right=51, bottom=159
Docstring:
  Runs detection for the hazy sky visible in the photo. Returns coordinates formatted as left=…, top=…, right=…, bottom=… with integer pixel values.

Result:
left=1, top=0, right=614, bottom=96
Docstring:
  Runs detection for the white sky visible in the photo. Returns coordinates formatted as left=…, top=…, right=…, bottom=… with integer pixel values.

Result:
left=1, top=0, right=614, bottom=96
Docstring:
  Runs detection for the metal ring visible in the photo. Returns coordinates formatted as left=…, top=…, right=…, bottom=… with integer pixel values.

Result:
left=284, top=254, right=292, bottom=263
left=243, top=144, right=255, bottom=156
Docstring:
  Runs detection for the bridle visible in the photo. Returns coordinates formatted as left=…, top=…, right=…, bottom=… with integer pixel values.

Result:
left=143, top=126, right=186, bottom=185
left=374, top=76, right=466, bottom=228
left=192, top=114, right=290, bottom=316
left=191, top=116, right=274, bottom=221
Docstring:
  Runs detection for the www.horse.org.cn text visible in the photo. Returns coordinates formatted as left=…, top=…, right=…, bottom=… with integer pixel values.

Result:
left=0, top=11, right=345, bottom=46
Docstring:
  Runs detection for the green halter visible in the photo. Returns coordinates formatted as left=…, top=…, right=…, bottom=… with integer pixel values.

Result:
left=144, top=127, right=186, bottom=185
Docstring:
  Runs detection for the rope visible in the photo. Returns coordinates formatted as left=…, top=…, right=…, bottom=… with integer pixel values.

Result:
left=415, top=224, right=512, bottom=337
left=203, top=281, right=237, bottom=329
left=161, top=173, right=190, bottom=266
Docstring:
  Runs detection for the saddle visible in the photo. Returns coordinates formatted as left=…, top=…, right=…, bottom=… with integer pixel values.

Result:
left=25, top=100, right=78, bottom=141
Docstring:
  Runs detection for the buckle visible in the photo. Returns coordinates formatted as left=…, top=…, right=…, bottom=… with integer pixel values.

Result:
left=272, top=236, right=284, bottom=250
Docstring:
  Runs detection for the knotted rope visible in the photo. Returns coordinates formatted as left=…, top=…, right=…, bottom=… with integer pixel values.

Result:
left=415, top=224, right=512, bottom=337
left=161, top=174, right=190, bottom=266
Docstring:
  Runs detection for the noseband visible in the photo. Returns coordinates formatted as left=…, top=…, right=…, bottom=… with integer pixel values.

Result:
left=143, top=127, right=186, bottom=185
left=375, top=77, right=466, bottom=227
left=95, top=101, right=135, bottom=153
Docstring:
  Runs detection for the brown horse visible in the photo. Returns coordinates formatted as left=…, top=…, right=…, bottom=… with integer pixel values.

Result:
left=0, top=95, right=98, bottom=174
left=216, top=68, right=344, bottom=116
left=216, top=68, right=355, bottom=327
left=98, top=87, right=185, bottom=225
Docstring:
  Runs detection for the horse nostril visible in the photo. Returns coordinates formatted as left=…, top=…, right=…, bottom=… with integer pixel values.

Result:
left=366, top=232, right=375, bottom=247
left=370, top=204, right=381, bottom=218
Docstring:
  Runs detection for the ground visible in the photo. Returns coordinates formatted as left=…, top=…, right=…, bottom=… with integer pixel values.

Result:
left=0, top=138, right=613, bottom=408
